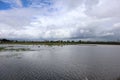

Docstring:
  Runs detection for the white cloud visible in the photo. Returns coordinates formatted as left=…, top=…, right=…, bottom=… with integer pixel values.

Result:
left=85, top=0, right=120, bottom=18
left=0, top=0, right=120, bottom=40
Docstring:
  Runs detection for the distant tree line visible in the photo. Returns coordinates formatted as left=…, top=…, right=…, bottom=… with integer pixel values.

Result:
left=0, top=38, right=120, bottom=45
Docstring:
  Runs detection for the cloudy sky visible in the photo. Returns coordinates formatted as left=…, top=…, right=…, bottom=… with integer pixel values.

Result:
left=0, top=0, right=120, bottom=41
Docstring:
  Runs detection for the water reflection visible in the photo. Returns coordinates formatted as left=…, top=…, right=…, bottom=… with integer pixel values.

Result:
left=0, top=45, right=120, bottom=80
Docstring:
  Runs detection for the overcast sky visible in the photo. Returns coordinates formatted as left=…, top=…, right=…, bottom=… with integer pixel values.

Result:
left=0, top=0, right=120, bottom=41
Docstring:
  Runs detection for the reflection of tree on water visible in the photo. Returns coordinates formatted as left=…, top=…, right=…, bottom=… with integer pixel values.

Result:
left=117, top=77, right=120, bottom=80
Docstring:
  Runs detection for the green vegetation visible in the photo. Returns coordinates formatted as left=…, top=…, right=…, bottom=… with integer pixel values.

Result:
left=0, top=39, right=120, bottom=45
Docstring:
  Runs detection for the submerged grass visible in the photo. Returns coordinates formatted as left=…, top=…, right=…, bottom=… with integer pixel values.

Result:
left=5, top=48, right=30, bottom=51
left=0, top=47, right=6, bottom=51
left=0, top=47, right=31, bottom=52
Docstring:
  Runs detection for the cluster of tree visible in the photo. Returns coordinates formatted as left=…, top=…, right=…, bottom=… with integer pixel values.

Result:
left=0, top=39, right=12, bottom=43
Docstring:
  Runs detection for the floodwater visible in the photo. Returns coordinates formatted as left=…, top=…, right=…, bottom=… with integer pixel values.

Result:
left=0, top=44, right=120, bottom=80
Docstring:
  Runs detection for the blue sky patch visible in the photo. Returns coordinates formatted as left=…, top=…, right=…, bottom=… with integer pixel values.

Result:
left=0, top=0, right=54, bottom=10
left=0, top=1, right=11, bottom=10
left=21, top=0, right=31, bottom=7
left=30, top=0, right=53, bottom=8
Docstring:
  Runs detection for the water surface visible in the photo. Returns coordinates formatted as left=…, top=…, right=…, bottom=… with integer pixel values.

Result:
left=0, top=45, right=120, bottom=80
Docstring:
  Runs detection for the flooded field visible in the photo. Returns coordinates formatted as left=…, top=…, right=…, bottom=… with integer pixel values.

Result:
left=0, top=44, right=120, bottom=80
